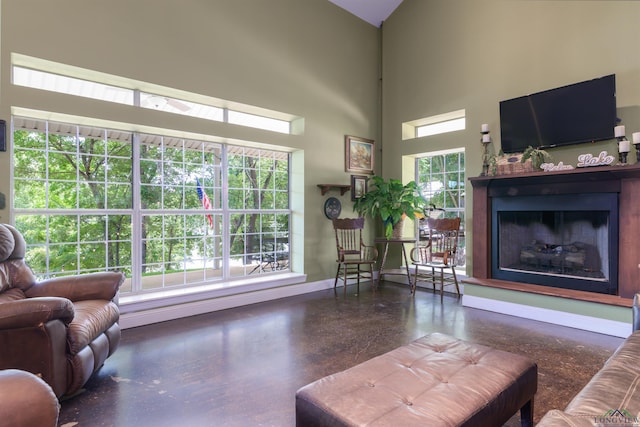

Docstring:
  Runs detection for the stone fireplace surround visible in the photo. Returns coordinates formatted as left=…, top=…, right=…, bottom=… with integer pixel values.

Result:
left=464, top=164, right=640, bottom=336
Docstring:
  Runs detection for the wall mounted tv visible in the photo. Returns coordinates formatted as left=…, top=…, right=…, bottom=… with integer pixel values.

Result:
left=499, top=74, right=617, bottom=154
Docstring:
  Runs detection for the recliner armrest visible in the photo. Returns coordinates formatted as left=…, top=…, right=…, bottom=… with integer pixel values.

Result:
left=25, top=272, right=125, bottom=302
left=0, top=297, right=74, bottom=329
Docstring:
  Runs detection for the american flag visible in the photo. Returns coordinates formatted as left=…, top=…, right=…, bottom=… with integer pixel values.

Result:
left=196, top=178, right=213, bottom=228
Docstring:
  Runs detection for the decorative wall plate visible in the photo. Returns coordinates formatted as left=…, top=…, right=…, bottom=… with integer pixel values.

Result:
left=323, top=197, right=342, bottom=219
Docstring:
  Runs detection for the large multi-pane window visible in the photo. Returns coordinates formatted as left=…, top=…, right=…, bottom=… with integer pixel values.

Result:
left=13, top=121, right=134, bottom=279
left=416, top=150, right=466, bottom=266
left=227, top=147, right=290, bottom=277
left=12, top=117, right=291, bottom=295
left=137, top=135, right=224, bottom=291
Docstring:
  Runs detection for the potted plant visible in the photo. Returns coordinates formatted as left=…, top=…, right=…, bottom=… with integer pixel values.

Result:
left=521, top=146, right=551, bottom=170
left=353, top=175, right=427, bottom=239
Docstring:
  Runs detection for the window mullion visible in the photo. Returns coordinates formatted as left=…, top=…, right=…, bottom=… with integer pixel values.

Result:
left=131, top=133, right=143, bottom=292
left=221, top=145, right=230, bottom=279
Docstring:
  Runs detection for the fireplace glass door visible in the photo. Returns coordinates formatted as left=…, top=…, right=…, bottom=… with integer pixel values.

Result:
left=492, top=193, right=618, bottom=294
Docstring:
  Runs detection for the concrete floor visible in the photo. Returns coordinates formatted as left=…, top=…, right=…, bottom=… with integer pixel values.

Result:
left=58, top=281, right=624, bottom=426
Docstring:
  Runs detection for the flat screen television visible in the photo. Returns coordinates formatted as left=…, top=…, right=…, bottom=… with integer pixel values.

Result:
left=499, top=74, right=617, bottom=153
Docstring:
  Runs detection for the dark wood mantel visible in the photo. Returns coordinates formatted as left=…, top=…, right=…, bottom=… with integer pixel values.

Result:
left=468, top=164, right=640, bottom=304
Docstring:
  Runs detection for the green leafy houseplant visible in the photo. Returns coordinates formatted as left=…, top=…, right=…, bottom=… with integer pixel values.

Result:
left=521, top=146, right=551, bottom=170
left=353, top=175, right=427, bottom=239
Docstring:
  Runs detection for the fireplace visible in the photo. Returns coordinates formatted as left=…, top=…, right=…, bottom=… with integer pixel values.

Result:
left=468, top=165, right=640, bottom=302
left=491, top=193, right=618, bottom=294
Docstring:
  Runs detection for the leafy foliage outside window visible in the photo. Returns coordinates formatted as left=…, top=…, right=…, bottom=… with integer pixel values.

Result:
left=416, top=151, right=466, bottom=266
left=12, top=118, right=291, bottom=294
left=14, top=127, right=133, bottom=277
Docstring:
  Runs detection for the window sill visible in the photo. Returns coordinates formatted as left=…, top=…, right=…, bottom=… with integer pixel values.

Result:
left=119, top=272, right=307, bottom=317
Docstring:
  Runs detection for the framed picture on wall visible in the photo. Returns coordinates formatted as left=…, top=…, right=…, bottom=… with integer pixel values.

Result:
left=345, top=135, right=374, bottom=175
left=351, top=175, right=368, bottom=201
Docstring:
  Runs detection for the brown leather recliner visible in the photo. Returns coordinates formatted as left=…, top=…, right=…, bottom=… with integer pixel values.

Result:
left=0, top=224, right=124, bottom=398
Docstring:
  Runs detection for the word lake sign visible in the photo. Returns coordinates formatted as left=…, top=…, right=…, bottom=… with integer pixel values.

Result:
left=576, top=151, right=615, bottom=168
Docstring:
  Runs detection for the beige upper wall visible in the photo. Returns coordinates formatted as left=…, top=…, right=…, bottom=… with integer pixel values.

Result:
left=382, top=0, right=640, bottom=273
left=0, top=0, right=380, bottom=282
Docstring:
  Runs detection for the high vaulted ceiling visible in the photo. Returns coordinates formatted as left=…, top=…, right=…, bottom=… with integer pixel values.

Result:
left=327, top=0, right=404, bottom=27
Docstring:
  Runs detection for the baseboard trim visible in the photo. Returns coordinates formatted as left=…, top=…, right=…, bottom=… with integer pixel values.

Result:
left=462, top=294, right=632, bottom=338
left=120, top=277, right=333, bottom=329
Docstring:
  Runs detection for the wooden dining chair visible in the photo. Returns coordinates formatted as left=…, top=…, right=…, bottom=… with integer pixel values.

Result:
left=332, top=218, right=377, bottom=294
left=410, top=217, right=462, bottom=300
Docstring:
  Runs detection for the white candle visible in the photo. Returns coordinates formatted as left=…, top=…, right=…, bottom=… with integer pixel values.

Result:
left=481, top=124, right=489, bottom=133
left=482, top=133, right=491, bottom=143
left=633, top=132, right=640, bottom=144
left=615, top=125, right=626, bottom=138
left=619, top=139, right=630, bottom=153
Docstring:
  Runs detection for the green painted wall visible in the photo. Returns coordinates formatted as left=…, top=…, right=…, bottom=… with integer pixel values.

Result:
left=0, top=0, right=380, bottom=282
left=2, top=0, right=639, bottom=299
left=382, top=0, right=640, bottom=277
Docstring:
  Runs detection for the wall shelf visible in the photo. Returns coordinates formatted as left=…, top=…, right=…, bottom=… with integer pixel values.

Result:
left=317, top=184, right=351, bottom=196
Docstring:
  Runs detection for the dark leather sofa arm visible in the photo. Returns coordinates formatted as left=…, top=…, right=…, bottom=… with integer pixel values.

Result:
left=0, top=297, right=74, bottom=329
left=633, top=293, right=640, bottom=332
left=25, top=271, right=125, bottom=302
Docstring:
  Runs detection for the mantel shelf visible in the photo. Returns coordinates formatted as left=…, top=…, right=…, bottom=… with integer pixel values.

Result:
left=469, top=163, right=640, bottom=188
left=317, top=184, right=351, bottom=196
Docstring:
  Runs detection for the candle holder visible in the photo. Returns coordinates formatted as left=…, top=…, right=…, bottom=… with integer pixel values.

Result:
left=615, top=125, right=630, bottom=165
left=633, top=132, right=640, bottom=162
left=617, top=136, right=630, bottom=165
left=620, top=149, right=629, bottom=165
left=481, top=127, right=491, bottom=176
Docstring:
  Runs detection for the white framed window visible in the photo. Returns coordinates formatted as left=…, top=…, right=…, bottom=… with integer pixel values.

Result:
left=12, top=66, right=134, bottom=105
left=140, top=92, right=225, bottom=122
left=403, top=109, right=466, bottom=140
left=11, top=54, right=302, bottom=135
left=416, top=117, right=465, bottom=138
left=12, top=117, right=292, bottom=295
left=228, top=110, right=290, bottom=134
left=415, top=149, right=466, bottom=267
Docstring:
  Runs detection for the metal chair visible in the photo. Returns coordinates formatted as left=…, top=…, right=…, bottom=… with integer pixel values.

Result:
left=332, top=218, right=377, bottom=294
left=249, top=238, right=290, bottom=274
left=410, top=217, right=461, bottom=300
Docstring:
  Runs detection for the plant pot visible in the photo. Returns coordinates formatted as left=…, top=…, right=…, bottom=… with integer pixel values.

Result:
left=391, top=217, right=404, bottom=239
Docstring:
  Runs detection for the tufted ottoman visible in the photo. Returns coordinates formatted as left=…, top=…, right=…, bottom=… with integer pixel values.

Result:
left=295, top=333, right=537, bottom=427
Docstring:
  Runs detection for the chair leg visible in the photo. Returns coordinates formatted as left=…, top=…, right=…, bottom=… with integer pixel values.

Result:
left=451, top=266, right=460, bottom=297
left=431, top=267, right=436, bottom=292
left=343, top=266, right=348, bottom=295
left=334, top=265, right=341, bottom=288
left=440, top=268, right=445, bottom=302
left=411, top=267, right=418, bottom=294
